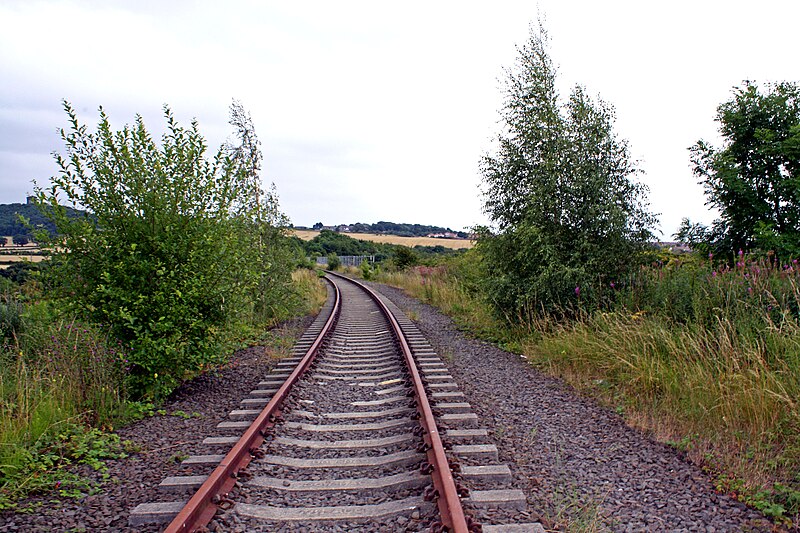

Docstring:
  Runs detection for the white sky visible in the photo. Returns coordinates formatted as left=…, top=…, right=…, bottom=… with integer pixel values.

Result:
left=1, top=0, right=798, bottom=237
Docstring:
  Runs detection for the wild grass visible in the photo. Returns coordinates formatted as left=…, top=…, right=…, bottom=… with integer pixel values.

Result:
left=0, top=307, right=129, bottom=507
left=291, top=268, right=329, bottom=315
left=376, top=255, right=800, bottom=522
left=375, top=266, right=504, bottom=342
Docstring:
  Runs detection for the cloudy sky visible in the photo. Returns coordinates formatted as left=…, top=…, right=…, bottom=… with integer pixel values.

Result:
left=1, top=1, right=798, bottom=237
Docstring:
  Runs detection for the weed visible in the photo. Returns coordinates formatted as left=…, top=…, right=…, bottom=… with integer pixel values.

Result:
left=168, top=452, right=189, bottom=464
left=0, top=423, right=128, bottom=509
left=170, top=410, right=201, bottom=419
left=547, top=483, right=609, bottom=532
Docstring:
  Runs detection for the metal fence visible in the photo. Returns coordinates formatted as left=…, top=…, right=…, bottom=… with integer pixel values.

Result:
left=316, top=255, right=375, bottom=267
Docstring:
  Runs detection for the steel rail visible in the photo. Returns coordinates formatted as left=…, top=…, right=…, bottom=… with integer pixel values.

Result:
left=163, top=277, right=340, bottom=533
left=328, top=272, right=469, bottom=533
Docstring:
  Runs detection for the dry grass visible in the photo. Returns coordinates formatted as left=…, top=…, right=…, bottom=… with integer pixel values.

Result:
left=291, top=229, right=473, bottom=250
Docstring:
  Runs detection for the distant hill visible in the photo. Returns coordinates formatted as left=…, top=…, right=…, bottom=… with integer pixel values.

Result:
left=0, top=201, right=83, bottom=238
left=306, top=221, right=469, bottom=239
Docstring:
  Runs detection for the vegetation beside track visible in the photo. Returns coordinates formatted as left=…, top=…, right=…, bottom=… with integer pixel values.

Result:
left=0, top=101, right=329, bottom=510
left=364, top=251, right=800, bottom=524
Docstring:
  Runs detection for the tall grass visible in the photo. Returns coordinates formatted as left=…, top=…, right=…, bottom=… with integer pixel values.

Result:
left=0, top=302, right=129, bottom=506
left=291, top=268, right=329, bottom=316
left=375, top=254, right=800, bottom=521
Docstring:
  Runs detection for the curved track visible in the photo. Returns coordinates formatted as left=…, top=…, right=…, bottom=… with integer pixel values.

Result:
left=130, top=274, right=539, bottom=532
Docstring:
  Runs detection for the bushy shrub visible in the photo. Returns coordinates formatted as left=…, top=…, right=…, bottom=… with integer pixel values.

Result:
left=326, top=254, right=341, bottom=270
left=360, top=259, right=373, bottom=280
left=34, top=101, right=291, bottom=399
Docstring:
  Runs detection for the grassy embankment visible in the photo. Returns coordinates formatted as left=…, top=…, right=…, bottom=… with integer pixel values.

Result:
left=0, top=268, right=327, bottom=509
left=373, top=257, right=800, bottom=523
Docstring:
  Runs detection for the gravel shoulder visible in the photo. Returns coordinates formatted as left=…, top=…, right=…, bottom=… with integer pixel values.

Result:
left=368, top=281, right=776, bottom=532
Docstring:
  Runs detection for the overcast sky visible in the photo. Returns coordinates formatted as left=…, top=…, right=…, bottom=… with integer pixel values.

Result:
left=1, top=1, right=798, bottom=237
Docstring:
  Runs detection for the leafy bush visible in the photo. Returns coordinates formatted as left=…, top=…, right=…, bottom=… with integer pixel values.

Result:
left=34, top=101, right=290, bottom=399
left=393, top=246, right=418, bottom=270
left=326, top=253, right=341, bottom=270
left=360, top=259, right=373, bottom=280
left=0, top=297, right=22, bottom=342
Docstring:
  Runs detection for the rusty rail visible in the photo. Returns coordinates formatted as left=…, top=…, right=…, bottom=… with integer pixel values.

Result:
left=163, top=277, right=340, bottom=533
left=329, top=272, right=469, bottom=533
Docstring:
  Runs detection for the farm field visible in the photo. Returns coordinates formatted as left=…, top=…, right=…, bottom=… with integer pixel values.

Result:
left=0, top=254, right=46, bottom=263
left=0, top=237, right=45, bottom=264
left=292, top=229, right=473, bottom=249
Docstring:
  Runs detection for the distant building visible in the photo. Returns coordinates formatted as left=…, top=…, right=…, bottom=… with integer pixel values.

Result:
left=655, top=242, right=692, bottom=254
left=426, top=232, right=460, bottom=239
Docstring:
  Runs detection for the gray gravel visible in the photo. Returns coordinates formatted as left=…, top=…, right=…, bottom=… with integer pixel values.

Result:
left=367, top=281, right=778, bottom=532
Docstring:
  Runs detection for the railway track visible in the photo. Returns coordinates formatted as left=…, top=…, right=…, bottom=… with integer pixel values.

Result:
left=130, top=274, right=542, bottom=532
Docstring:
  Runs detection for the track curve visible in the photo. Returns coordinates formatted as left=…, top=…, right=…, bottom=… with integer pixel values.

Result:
left=130, top=274, right=539, bottom=532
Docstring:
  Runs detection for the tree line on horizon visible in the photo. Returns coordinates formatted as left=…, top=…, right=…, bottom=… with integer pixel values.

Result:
left=310, top=221, right=469, bottom=239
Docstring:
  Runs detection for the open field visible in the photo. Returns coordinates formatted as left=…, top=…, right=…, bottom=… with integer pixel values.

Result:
left=0, top=237, right=46, bottom=263
left=292, top=229, right=474, bottom=249
left=0, top=254, right=46, bottom=263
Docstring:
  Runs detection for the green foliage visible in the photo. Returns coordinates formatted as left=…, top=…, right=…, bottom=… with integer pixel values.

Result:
left=34, top=100, right=292, bottom=399
left=0, top=297, right=22, bottom=341
left=688, top=80, right=800, bottom=259
left=0, top=262, right=41, bottom=285
left=11, top=235, right=29, bottom=246
left=326, top=253, right=341, bottom=270
left=392, top=246, right=418, bottom=270
left=0, top=202, right=80, bottom=239
left=0, top=422, right=128, bottom=509
left=346, top=221, right=467, bottom=238
left=360, top=259, right=374, bottom=280
left=303, top=229, right=391, bottom=257
left=479, top=22, right=656, bottom=319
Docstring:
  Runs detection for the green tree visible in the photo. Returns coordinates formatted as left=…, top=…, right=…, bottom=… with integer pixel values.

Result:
left=35, top=101, right=290, bottom=398
left=326, top=253, right=341, bottom=270
left=687, top=81, right=800, bottom=258
left=479, top=22, right=656, bottom=317
left=392, top=246, right=418, bottom=270
left=12, top=234, right=29, bottom=246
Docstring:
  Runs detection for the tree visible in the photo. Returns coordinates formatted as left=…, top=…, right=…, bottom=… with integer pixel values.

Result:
left=35, top=101, right=291, bottom=398
left=479, top=22, right=656, bottom=317
left=687, top=81, right=800, bottom=258
left=12, top=234, right=29, bottom=246
left=393, top=246, right=418, bottom=270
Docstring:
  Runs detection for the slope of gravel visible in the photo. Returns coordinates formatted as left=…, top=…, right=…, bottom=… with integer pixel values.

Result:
left=0, top=317, right=311, bottom=533
left=368, top=282, right=777, bottom=533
